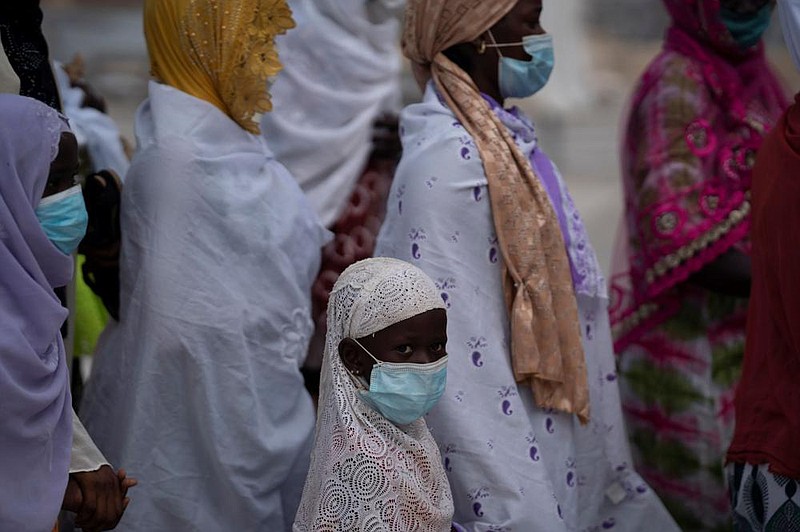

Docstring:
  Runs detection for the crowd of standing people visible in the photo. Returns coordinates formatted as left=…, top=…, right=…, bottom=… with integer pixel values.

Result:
left=1, top=0, right=799, bottom=531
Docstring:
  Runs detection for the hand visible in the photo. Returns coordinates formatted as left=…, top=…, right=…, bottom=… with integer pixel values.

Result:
left=66, top=465, right=137, bottom=531
left=118, top=468, right=138, bottom=511
left=62, top=476, right=83, bottom=513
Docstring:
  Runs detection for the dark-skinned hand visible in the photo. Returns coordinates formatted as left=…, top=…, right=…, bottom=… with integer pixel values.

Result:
left=62, top=465, right=137, bottom=531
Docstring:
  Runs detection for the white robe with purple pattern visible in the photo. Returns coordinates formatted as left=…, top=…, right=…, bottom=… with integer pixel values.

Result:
left=375, top=83, right=678, bottom=532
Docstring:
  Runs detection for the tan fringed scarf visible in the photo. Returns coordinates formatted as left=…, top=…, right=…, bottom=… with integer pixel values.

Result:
left=403, top=0, right=590, bottom=423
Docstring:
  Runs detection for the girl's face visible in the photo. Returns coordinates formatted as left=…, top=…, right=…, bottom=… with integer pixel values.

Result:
left=340, top=308, right=448, bottom=383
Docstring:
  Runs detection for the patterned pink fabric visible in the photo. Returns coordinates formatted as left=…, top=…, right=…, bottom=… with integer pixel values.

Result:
left=610, top=0, right=787, bottom=350
left=609, top=2, right=788, bottom=528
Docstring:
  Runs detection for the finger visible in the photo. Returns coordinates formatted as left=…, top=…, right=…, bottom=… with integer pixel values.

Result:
left=76, top=492, right=98, bottom=526
left=83, top=480, right=111, bottom=531
left=101, top=466, right=124, bottom=523
left=113, top=478, right=124, bottom=518
left=115, top=498, right=131, bottom=528
left=62, top=478, right=83, bottom=512
left=100, top=482, right=120, bottom=530
left=121, top=478, right=138, bottom=496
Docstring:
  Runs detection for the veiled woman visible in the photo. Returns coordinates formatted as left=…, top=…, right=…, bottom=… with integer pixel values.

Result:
left=610, top=1, right=786, bottom=528
left=80, top=0, right=328, bottom=529
left=375, top=1, right=678, bottom=530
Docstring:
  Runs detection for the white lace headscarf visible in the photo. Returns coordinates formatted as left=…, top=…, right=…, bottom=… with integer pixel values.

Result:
left=293, top=258, right=454, bottom=532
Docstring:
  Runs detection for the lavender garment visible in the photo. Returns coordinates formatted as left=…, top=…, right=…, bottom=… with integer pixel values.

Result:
left=0, top=94, right=74, bottom=530
left=482, top=94, right=604, bottom=298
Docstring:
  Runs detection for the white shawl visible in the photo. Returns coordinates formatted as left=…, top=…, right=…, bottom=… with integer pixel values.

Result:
left=261, top=0, right=403, bottom=227
left=81, top=81, right=329, bottom=531
left=294, top=258, right=453, bottom=532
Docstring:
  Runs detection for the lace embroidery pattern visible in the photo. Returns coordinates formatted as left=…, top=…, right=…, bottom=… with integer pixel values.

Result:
left=183, top=0, right=293, bottom=133
left=36, top=104, right=62, bottom=162
left=294, top=258, right=453, bottom=532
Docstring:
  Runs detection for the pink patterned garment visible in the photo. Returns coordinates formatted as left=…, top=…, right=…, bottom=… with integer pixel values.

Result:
left=609, top=1, right=787, bottom=530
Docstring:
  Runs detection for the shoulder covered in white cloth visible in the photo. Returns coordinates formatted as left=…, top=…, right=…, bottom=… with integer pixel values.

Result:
left=80, top=81, right=328, bottom=530
left=261, top=0, right=404, bottom=226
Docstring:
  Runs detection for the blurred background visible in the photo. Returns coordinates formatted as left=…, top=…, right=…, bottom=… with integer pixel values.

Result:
left=39, top=0, right=800, bottom=274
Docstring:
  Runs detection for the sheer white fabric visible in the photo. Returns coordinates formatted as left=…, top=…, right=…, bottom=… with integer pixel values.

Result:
left=375, top=85, right=679, bottom=532
left=69, top=409, right=109, bottom=473
left=294, top=258, right=454, bottom=532
left=261, top=0, right=403, bottom=226
left=81, top=81, right=328, bottom=531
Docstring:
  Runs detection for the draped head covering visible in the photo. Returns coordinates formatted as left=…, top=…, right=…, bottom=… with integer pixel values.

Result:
left=144, top=0, right=295, bottom=134
left=294, top=258, right=453, bottom=532
left=402, top=0, right=589, bottom=422
left=664, top=0, right=769, bottom=57
left=0, top=94, right=73, bottom=530
left=609, top=0, right=787, bottom=350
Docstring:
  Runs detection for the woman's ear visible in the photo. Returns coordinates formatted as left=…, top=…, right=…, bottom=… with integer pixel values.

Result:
left=338, top=338, right=364, bottom=376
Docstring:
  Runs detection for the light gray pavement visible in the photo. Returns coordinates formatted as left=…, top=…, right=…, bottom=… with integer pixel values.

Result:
left=40, top=5, right=800, bottom=276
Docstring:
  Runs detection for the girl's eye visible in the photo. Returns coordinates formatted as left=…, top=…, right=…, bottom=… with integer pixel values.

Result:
left=395, top=345, right=413, bottom=355
left=431, top=343, right=446, bottom=353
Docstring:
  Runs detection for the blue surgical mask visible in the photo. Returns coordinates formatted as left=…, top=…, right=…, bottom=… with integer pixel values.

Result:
left=721, top=5, right=773, bottom=49
left=352, top=338, right=447, bottom=426
left=35, top=184, right=88, bottom=255
left=488, top=32, right=555, bottom=100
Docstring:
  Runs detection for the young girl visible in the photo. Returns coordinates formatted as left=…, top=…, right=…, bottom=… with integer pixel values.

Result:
left=293, top=258, right=457, bottom=532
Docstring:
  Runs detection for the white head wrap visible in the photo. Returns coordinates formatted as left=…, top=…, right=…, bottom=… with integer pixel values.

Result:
left=780, top=0, right=800, bottom=73
left=293, top=258, right=453, bottom=532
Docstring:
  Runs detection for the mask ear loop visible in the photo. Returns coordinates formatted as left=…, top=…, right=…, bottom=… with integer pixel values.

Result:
left=345, top=337, right=379, bottom=389
left=485, top=30, right=504, bottom=58
left=351, top=337, right=383, bottom=367
left=485, top=30, right=531, bottom=55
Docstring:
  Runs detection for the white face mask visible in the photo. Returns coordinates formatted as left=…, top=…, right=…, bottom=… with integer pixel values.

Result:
left=779, top=0, right=800, bottom=73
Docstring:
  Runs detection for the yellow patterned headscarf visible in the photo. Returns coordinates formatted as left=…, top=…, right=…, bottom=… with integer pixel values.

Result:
left=144, top=0, right=295, bottom=134
left=404, top=0, right=590, bottom=423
